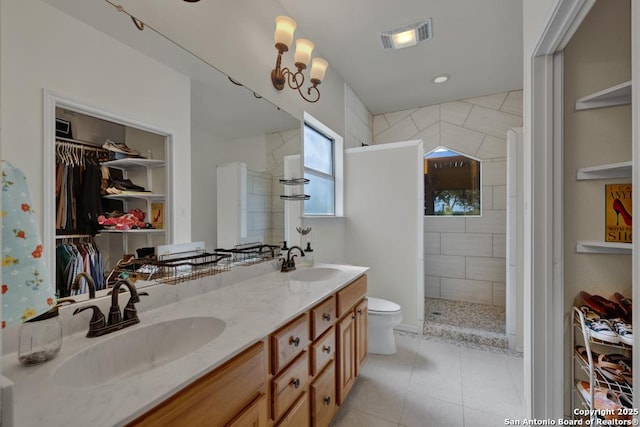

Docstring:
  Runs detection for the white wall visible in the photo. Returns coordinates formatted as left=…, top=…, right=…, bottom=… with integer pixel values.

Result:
left=191, top=130, right=268, bottom=250
left=373, top=90, right=523, bottom=306
left=192, top=128, right=300, bottom=250
left=345, top=141, right=424, bottom=331
left=1, top=0, right=192, bottom=246
left=344, top=84, right=373, bottom=149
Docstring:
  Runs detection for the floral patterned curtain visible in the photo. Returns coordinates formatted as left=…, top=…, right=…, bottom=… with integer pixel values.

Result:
left=2, top=161, right=56, bottom=328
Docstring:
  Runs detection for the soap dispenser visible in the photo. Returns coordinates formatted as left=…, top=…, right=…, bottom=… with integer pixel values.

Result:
left=302, top=242, right=314, bottom=267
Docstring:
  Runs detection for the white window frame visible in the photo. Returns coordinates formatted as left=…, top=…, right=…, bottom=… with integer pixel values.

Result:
left=303, top=112, right=344, bottom=217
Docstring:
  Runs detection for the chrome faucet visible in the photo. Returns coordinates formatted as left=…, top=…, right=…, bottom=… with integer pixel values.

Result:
left=73, top=279, right=148, bottom=338
left=281, top=246, right=305, bottom=272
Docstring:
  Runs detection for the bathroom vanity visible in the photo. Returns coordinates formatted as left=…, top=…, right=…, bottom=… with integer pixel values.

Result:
left=1, top=263, right=368, bottom=427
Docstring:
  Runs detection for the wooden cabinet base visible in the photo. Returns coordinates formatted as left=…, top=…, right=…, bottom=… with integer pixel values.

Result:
left=128, top=342, right=266, bottom=427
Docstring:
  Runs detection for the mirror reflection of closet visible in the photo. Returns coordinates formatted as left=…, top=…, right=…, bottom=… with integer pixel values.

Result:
left=42, top=0, right=301, bottom=300
left=54, top=107, right=167, bottom=298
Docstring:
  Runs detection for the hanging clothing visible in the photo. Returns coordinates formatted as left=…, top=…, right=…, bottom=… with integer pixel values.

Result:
left=55, top=142, right=102, bottom=236
left=55, top=240, right=105, bottom=297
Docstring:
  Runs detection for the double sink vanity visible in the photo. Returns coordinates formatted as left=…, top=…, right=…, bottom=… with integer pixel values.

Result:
left=2, top=262, right=369, bottom=426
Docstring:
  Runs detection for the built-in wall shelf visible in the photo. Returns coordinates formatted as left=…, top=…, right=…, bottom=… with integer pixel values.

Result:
left=100, top=229, right=165, bottom=234
left=574, top=80, right=631, bottom=111
left=575, top=161, right=632, bottom=180
left=102, top=158, right=165, bottom=169
left=103, top=193, right=165, bottom=201
left=575, top=240, right=632, bottom=254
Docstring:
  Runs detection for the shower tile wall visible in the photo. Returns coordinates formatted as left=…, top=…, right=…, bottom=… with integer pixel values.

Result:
left=373, top=90, right=523, bottom=306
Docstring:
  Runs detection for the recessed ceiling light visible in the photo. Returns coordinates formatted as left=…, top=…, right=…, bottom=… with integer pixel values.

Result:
left=433, top=75, right=450, bottom=84
left=378, top=19, right=432, bottom=50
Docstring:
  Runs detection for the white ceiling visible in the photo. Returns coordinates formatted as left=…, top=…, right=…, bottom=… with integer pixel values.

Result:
left=276, top=0, right=524, bottom=114
left=41, top=0, right=523, bottom=134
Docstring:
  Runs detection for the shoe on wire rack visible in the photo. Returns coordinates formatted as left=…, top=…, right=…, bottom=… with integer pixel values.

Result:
left=611, top=318, right=633, bottom=346
left=102, top=139, right=140, bottom=156
left=585, top=318, right=619, bottom=344
left=576, top=381, right=632, bottom=421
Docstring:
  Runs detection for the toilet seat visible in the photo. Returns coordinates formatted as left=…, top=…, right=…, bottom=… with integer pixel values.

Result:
left=368, top=297, right=401, bottom=314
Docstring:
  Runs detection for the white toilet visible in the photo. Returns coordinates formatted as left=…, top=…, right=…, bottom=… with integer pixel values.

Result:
left=367, top=297, right=403, bottom=355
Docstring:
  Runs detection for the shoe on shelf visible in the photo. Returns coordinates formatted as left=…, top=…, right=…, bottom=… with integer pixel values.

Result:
left=585, top=318, right=619, bottom=344
left=111, top=179, right=147, bottom=192
left=597, top=353, right=632, bottom=384
left=610, top=292, right=632, bottom=323
left=574, top=291, right=623, bottom=319
left=576, top=306, right=601, bottom=322
left=576, top=381, right=632, bottom=421
left=611, top=319, right=633, bottom=346
left=102, top=139, right=141, bottom=156
left=105, top=187, right=122, bottom=194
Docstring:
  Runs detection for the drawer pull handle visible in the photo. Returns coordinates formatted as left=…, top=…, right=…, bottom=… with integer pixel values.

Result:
left=291, top=378, right=300, bottom=389
left=290, top=336, right=301, bottom=347
left=323, top=313, right=331, bottom=321
left=324, top=396, right=331, bottom=405
left=322, top=345, right=331, bottom=354
left=358, top=308, right=363, bottom=314
left=352, top=315, right=356, bottom=320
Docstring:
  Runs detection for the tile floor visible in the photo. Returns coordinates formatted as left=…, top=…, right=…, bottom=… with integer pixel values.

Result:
left=330, top=334, right=525, bottom=427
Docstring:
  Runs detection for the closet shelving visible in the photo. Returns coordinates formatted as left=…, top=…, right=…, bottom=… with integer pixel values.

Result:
left=572, top=307, right=633, bottom=424
left=575, top=240, right=632, bottom=254
left=101, top=157, right=166, bottom=235
left=574, top=80, right=631, bottom=111
left=574, top=81, right=632, bottom=255
left=576, top=161, right=632, bottom=181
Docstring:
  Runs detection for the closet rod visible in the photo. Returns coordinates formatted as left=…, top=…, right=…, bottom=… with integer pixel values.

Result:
left=55, top=137, right=106, bottom=152
left=55, top=234, right=99, bottom=240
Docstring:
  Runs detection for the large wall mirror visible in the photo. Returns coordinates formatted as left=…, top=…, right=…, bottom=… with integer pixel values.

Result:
left=37, top=0, right=301, bottom=299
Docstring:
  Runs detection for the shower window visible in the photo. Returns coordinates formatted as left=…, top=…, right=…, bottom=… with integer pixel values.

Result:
left=424, top=147, right=481, bottom=216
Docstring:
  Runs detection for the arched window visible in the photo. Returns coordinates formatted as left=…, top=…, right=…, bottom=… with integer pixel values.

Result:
left=424, top=147, right=481, bottom=216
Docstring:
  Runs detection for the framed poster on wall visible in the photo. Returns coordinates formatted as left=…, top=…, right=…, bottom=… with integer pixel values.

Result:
left=605, top=183, right=632, bottom=242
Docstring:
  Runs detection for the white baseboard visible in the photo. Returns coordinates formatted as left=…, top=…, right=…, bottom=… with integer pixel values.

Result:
left=394, top=324, right=420, bottom=334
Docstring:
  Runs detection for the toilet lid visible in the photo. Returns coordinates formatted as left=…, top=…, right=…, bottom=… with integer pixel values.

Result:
left=367, top=297, right=401, bottom=313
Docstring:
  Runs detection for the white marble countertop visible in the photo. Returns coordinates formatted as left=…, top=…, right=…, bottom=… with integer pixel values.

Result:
left=2, top=263, right=368, bottom=427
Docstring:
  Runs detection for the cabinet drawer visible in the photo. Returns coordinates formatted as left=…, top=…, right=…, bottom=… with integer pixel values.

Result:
left=311, top=327, right=335, bottom=376
left=310, top=362, right=337, bottom=427
left=275, top=392, right=310, bottom=427
left=337, top=275, right=367, bottom=318
left=271, top=313, right=309, bottom=374
left=272, top=351, right=310, bottom=421
left=311, top=295, right=336, bottom=340
left=129, top=342, right=266, bottom=427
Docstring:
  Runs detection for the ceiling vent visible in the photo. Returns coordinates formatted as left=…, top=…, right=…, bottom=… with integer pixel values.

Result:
left=378, top=18, right=432, bottom=50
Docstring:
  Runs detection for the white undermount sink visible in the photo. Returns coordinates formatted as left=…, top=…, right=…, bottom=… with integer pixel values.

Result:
left=52, top=316, right=225, bottom=388
left=289, top=267, right=340, bottom=282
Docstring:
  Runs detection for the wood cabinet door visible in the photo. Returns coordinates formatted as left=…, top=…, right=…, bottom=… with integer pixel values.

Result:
left=275, top=392, right=310, bottom=427
left=226, top=394, right=267, bottom=427
left=355, top=299, right=368, bottom=376
left=310, top=362, right=337, bottom=427
left=336, top=313, right=356, bottom=405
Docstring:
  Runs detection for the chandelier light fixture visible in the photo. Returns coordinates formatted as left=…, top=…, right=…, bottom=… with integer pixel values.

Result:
left=271, top=16, right=329, bottom=103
